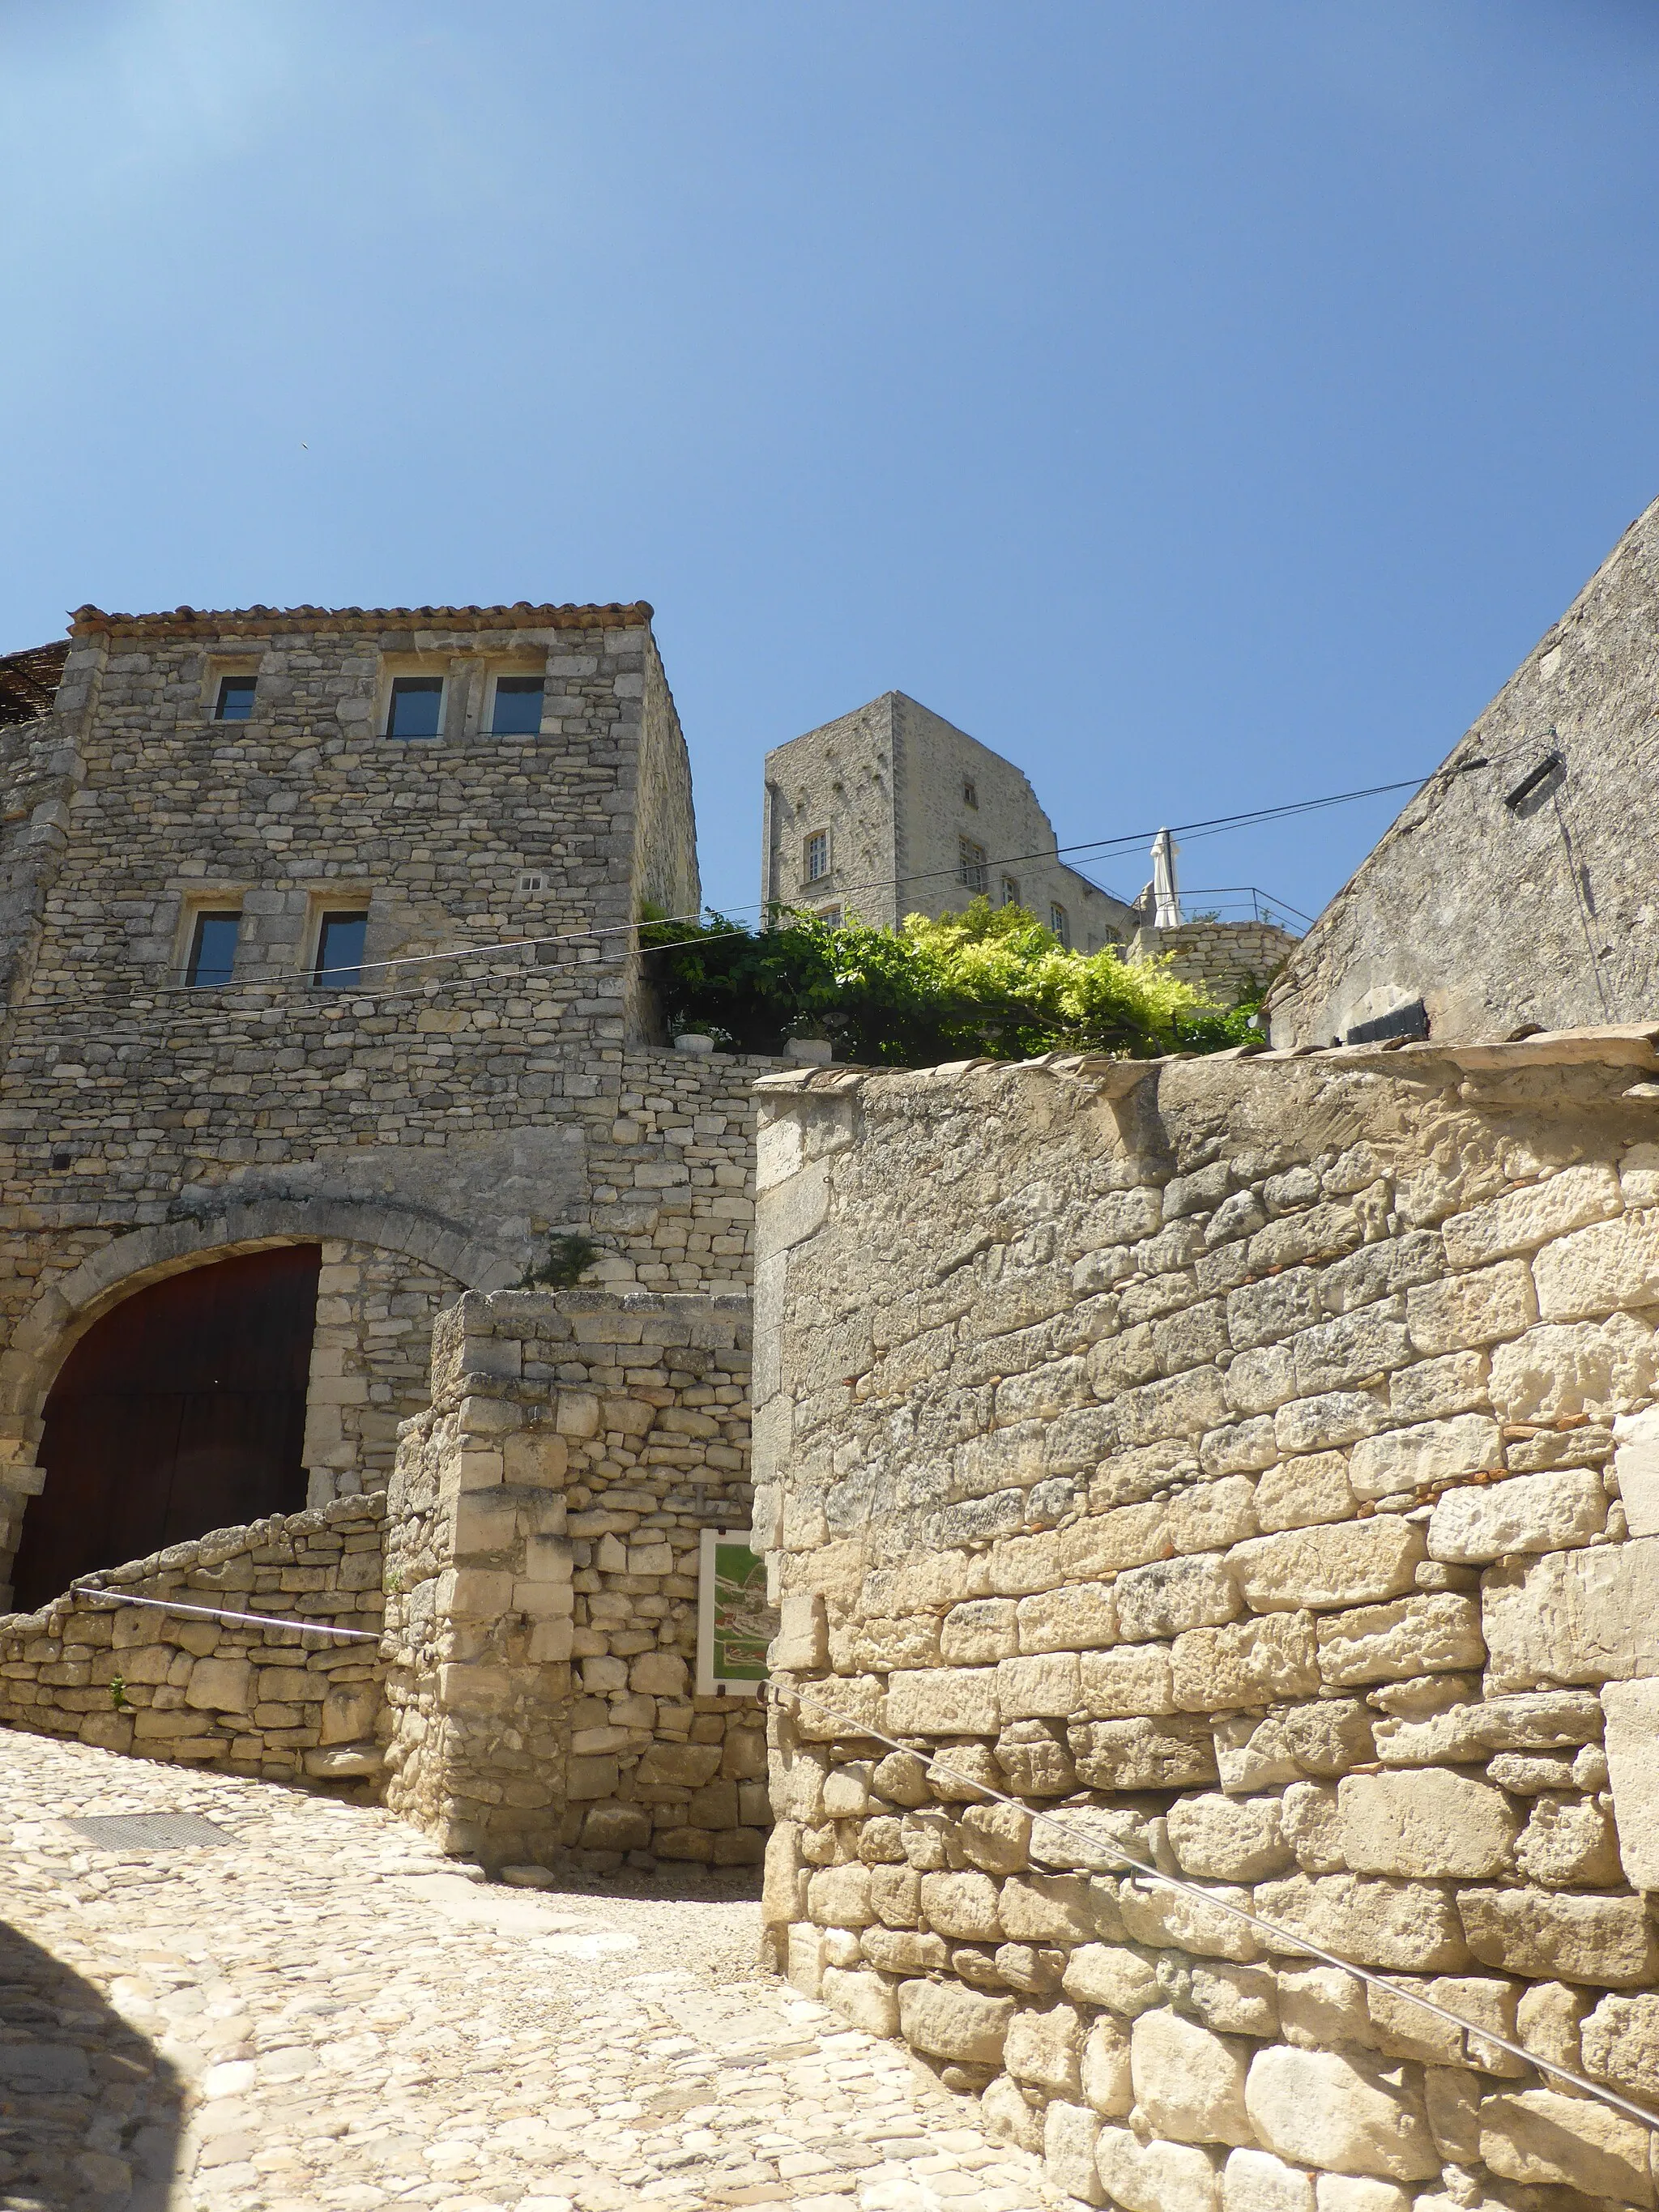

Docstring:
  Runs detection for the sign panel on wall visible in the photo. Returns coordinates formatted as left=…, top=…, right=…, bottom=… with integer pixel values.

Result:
left=696, top=1528, right=775, bottom=1696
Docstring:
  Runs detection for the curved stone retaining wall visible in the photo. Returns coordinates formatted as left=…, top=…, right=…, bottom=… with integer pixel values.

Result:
left=752, top=1037, right=1659, bottom=2212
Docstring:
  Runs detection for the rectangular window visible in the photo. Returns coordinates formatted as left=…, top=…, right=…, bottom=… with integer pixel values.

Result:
left=963, top=778, right=978, bottom=809
left=215, top=676, right=257, bottom=722
left=313, top=910, right=368, bottom=988
left=1050, top=901, right=1071, bottom=948
left=1000, top=876, right=1021, bottom=908
left=816, top=905, right=842, bottom=929
left=958, top=838, right=987, bottom=893
left=492, top=676, right=544, bottom=735
left=804, top=829, right=830, bottom=883
left=185, top=910, right=240, bottom=987
left=386, top=676, right=444, bottom=739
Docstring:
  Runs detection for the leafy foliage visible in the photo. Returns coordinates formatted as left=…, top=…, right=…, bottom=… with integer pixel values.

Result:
left=517, top=1234, right=602, bottom=1290
left=640, top=899, right=1259, bottom=1065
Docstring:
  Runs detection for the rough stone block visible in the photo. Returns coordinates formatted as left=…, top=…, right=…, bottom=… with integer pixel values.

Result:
left=1405, top=1261, right=1538, bottom=1357
left=1230, top=1518, right=1424, bottom=1612
left=1243, top=2046, right=1439, bottom=2180
left=1252, top=1873, right=1469, bottom=1971
left=1080, top=1643, right=1176, bottom=1715
left=1222, top=2147, right=1316, bottom=2212
left=1372, top=1688, right=1603, bottom=1765
left=1582, top=1993, right=1659, bottom=2101
left=1482, top=1539, right=1659, bottom=1687
left=1314, top=1592, right=1484, bottom=1686
left=1115, top=1555, right=1241, bottom=1641
left=184, top=1658, right=252, bottom=1713
left=1601, top=1677, right=1659, bottom=1890
left=885, top=1665, right=998, bottom=1735
left=1166, top=1792, right=1290, bottom=1882
left=1005, top=2001, right=1083, bottom=2095
left=999, top=1873, right=1097, bottom=1943
left=919, top=1869, right=1002, bottom=1941
left=1427, top=1468, right=1605, bottom=1562
left=1096, top=2125, right=1221, bottom=2212
left=821, top=1967, right=899, bottom=2037
left=1190, top=1963, right=1279, bottom=2037
left=771, top=1592, right=827, bottom=1671
left=1349, top=1416, right=1500, bottom=1502
left=1255, top=1452, right=1354, bottom=1531
left=1534, top=1207, right=1659, bottom=1324
left=871, top=1864, right=923, bottom=1927
left=1613, top=1406, right=1659, bottom=1536
left=1443, top=1165, right=1623, bottom=1269
left=1457, top=1887, right=1659, bottom=1985
left=1479, top=2088, right=1653, bottom=2206
left=1281, top=1779, right=1346, bottom=1872
left=1071, top=1715, right=1218, bottom=1790
left=940, top=1598, right=1017, bottom=1664
left=1172, top=1612, right=1319, bottom=1711
left=1064, top=1941, right=1162, bottom=2016
left=1275, top=1392, right=1389, bottom=1455
left=807, top=1863, right=874, bottom=1929
left=1514, top=1793, right=1623, bottom=1888
left=997, top=1652, right=1081, bottom=1720
left=1017, top=1582, right=1116, bottom=1652
left=1314, top=2180, right=1409, bottom=2212
left=994, top=1719, right=1075, bottom=1799
left=1119, top=1879, right=1257, bottom=1962
left=1044, top=2099, right=1106, bottom=2205
left=1489, top=1313, right=1659, bottom=1423
left=787, top=1921, right=826, bottom=1997
left=1337, top=1771, right=1518, bottom=1879
left=1081, top=2013, right=1134, bottom=2114
left=896, top=1976, right=1013, bottom=2063
left=1131, top=2009, right=1253, bottom=2145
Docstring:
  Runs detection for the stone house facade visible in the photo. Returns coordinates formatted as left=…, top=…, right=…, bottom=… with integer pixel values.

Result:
left=751, top=1034, right=1659, bottom=2209
left=0, top=603, right=770, bottom=1615
left=762, top=691, right=1137, bottom=951
left=1269, top=492, right=1659, bottom=1049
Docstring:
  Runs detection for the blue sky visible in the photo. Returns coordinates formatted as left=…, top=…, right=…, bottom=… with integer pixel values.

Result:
left=3, top=2, right=1657, bottom=928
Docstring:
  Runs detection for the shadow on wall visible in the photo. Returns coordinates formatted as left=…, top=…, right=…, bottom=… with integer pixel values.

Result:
left=0, top=1918, right=183, bottom=2208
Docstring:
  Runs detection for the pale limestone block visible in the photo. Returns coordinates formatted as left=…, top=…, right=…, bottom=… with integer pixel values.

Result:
left=806, top=1863, right=873, bottom=1929
left=1243, top=2046, right=1439, bottom=2181
left=787, top=1921, right=826, bottom=1996
left=1456, top=1886, right=1659, bottom=1985
left=1371, top=1975, right=1520, bottom=2073
left=821, top=1966, right=899, bottom=2036
left=1337, top=1771, right=1518, bottom=1879
left=1478, top=2088, right=1653, bottom=2206
left=1535, top=1207, right=1659, bottom=1324
left=1252, top=1873, right=1469, bottom=1971
left=1119, top=1879, right=1257, bottom=1962
left=1116, top=1554, right=1240, bottom=1640
left=1168, top=1476, right=1261, bottom=1552
left=1045, top=2099, right=1106, bottom=2205
left=1514, top=1794, right=1623, bottom=1888
left=1442, top=1165, right=1623, bottom=1270
left=761, top=1820, right=801, bottom=1925
left=502, top=1426, right=569, bottom=1485
left=1226, top=1344, right=1300, bottom=1417
left=1017, top=1582, right=1116, bottom=1653
left=451, top=1488, right=518, bottom=1551
left=870, top=1748, right=930, bottom=1806
left=555, top=1388, right=601, bottom=1437
left=1422, top=2068, right=1480, bottom=2162
left=1277, top=1964, right=1370, bottom=2052
left=1315, top=2180, right=1410, bottom=2212
left=869, top=1863, right=923, bottom=1927
left=1096, top=2126, right=1222, bottom=2212
left=1275, top=1392, right=1389, bottom=1455
left=319, top=1681, right=378, bottom=1745
left=854, top=1614, right=941, bottom=1669
left=919, top=1869, right=1003, bottom=1941
left=184, top=1657, right=253, bottom=1712
left=940, top=1598, right=1017, bottom=1664
left=1030, top=1802, right=1160, bottom=1874
left=1619, top=1140, right=1659, bottom=1209
left=1489, top=1314, right=1659, bottom=1422
left=896, top=1976, right=1013, bottom=2062
left=438, top=1566, right=514, bottom=1617
left=1166, top=1793, right=1290, bottom=1881
left=1315, top=1592, right=1485, bottom=1687
left=1292, top=1308, right=1414, bottom=1397
left=1230, top=1517, right=1424, bottom=1612
left=999, top=1873, right=1097, bottom=1943
left=1350, top=1416, right=1500, bottom=1502
left=1601, top=1676, right=1659, bottom=1890
left=1080, top=1642, right=1176, bottom=1715
left=1172, top=1612, right=1320, bottom=1711
left=1281, top=1780, right=1346, bottom=1872
left=1388, top=1352, right=1491, bottom=1423
left=885, top=1664, right=997, bottom=1734
left=1072, top=1714, right=1218, bottom=1791
left=1188, top=1963, right=1278, bottom=2037
left=1516, top=1980, right=1592, bottom=2078
left=998, top=1652, right=1081, bottom=1719
left=1482, top=1540, right=1659, bottom=1689
left=1063, top=1941, right=1162, bottom=2015
left=1005, top=2000, right=1083, bottom=2094
left=1222, top=2147, right=1316, bottom=2212
left=821, top=1764, right=870, bottom=1819
left=1428, top=1468, right=1605, bottom=1562
left=1081, top=2014, right=1134, bottom=2114
left=981, top=2073, right=1043, bottom=2153
left=1406, top=1261, right=1538, bottom=1357
left=1256, top=1452, right=1355, bottom=1530
left=1132, top=2009, right=1254, bottom=2145
left=1372, top=1690, right=1604, bottom=1763
left=1582, top=1992, right=1659, bottom=2101
left=959, top=1796, right=1035, bottom=1866
left=1612, top=1407, right=1659, bottom=1537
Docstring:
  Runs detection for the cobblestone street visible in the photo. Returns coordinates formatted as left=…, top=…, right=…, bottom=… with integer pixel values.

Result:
left=0, top=1734, right=1061, bottom=2212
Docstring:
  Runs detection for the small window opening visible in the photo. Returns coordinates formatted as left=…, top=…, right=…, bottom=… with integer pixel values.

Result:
left=958, top=838, right=987, bottom=893
left=963, top=778, right=978, bottom=809
left=492, top=677, right=544, bottom=735
left=215, top=676, right=257, bottom=722
left=816, top=905, right=843, bottom=929
left=804, top=829, right=830, bottom=883
left=186, top=910, right=241, bottom=987
left=386, top=676, right=444, bottom=740
left=1049, top=902, right=1071, bottom=948
left=50, top=1151, right=72, bottom=1172
left=1000, top=876, right=1021, bottom=907
left=518, top=870, right=548, bottom=894
left=313, top=911, right=369, bottom=988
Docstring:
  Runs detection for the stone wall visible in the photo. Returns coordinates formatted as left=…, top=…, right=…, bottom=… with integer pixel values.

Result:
left=0, top=1492, right=386, bottom=1788
left=1133, top=919, right=1300, bottom=1008
left=382, top=1289, right=768, bottom=1873
left=752, top=1035, right=1659, bottom=2212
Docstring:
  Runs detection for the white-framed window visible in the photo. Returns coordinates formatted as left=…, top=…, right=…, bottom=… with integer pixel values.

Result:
left=804, top=829, right=830, bottom=884
left=1000, top=876, right=1021, bottom=908
left=958, top=838, right=987, bottom=893
left=518, top=869, right=548, bottom=895
left=385, top=675, right=445, bottom=740
left=962, top=778, right=978, bottom=809
left=815, top=904, right=842, bottom=929
left=1050, top=901, right=1071, bottom=948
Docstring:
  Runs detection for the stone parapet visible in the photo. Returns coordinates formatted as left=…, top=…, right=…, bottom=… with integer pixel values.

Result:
left=752, top=1036, right=1659, bottom=2211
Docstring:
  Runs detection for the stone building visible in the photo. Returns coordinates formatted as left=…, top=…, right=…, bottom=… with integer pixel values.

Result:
left=1269, top=492, right=1659, bottom=1047
left=761, top=692, right=1137, bottom=950
left=0, top=602, right=771, bottom=1617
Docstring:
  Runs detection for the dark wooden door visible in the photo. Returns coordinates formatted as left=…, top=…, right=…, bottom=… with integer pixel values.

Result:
left=11, top=1245, right=321, bottom=1612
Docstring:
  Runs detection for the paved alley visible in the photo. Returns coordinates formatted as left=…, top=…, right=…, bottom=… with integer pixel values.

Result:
left=0, top=1733, right=1063, bottom=2212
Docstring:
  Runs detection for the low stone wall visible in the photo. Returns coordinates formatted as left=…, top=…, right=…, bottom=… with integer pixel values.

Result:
left=0, top=1492, right=386, bottom=1788
left=382, top=1288, right=766, bottom=1872
left=1133, top=918, right=1299, bottom=1005
left=753, top=1038, right=1659, bottom=2212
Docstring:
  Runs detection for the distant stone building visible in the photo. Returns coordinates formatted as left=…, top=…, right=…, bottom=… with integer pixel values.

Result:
left=761, top=691, right=1137, bottom=951
left=1269, top=493, right=1659, bottom=1046
left=0, top=602, right=770, bottom=1614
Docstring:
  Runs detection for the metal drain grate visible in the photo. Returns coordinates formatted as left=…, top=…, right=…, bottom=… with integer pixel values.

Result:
left=66, top=1812, right=233, bottom=1851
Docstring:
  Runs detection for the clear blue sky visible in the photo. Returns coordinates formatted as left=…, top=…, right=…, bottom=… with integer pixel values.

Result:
left=4, top=2, right=1658, bottom=929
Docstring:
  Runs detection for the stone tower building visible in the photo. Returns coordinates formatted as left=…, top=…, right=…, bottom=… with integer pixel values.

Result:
left=761, top=691, right=1137, bottom=950
left=0, top=602, right=769, bottom=1612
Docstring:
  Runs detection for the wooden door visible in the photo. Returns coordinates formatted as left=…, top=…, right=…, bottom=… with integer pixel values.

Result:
left=10, top=1245, right=322, bottom=1612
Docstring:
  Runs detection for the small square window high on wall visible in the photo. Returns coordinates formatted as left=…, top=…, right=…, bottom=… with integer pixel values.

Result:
left=962, top=778, right=978, bottom=808
left=313, top=911, right=368, bottom=988
left=958, top=838, right=987, bottom=894
left=386, top=676, right=444, bottom=739
left=185, top=910, right=240, bottom=987
left=804, top=829, right=830, bottom=883
left=492, top=676, right=544, bottom=735
left=1050, top=902, right=1071, bottom=948
left=215, top=676, right=256, bottom=722
left=1000, top=876, right=1021, bottom=908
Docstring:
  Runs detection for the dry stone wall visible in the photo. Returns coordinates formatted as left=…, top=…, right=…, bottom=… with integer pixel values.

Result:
left=752, top=1035, right=1659, bottom=2212
left=0, top=1492, right=386, bottom=1788
left=383, top=1288, right=767, bottom=1874
left=1136, top=919, right=1300, bottom=1008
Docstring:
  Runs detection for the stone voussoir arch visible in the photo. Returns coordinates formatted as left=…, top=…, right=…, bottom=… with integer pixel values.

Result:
left=0, top=1196, right=520, bottom=1433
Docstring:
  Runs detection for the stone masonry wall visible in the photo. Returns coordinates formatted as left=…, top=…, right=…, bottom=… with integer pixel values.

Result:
left=0, top=1492, right=386, bottom=1790
left=1135, top=920, right=1300, bottom=1008
left=382, top=1289, right=767, bottom=1874
left=752, top=1035, right=1659, bottom=2212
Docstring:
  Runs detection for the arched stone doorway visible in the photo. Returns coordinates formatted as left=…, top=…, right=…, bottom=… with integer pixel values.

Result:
left=10, top=1246, right=322, bottom=1612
